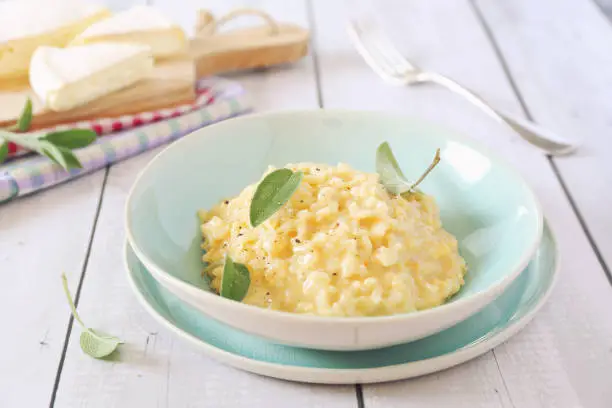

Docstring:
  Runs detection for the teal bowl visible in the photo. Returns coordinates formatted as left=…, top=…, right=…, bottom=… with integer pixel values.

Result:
left=125, top=109, right=543, bottom=351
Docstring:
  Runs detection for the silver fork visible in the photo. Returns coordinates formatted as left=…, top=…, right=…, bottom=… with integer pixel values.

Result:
left=347, top=18, right=579, bottom=156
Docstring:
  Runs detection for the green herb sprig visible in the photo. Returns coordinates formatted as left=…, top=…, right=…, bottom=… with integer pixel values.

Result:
left=220, top=255, right=251, bottom=301
left=61, top=273, right=123, bottom=359
left=249, top=168, right=303, bottom=227
left=0, top=98, right=97, bottom=170
left=376, top=141, right=441, bottom=196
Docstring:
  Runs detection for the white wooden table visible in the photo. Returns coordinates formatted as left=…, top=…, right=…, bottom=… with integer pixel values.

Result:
left=2, top=0, right=612, bottom=406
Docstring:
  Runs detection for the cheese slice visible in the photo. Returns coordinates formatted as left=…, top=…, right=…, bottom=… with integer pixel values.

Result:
left=0, top=0, right=111, bottom=81
left=29, top=43, right=154, bottom=112
left=71, top=5, right=187, bottom=58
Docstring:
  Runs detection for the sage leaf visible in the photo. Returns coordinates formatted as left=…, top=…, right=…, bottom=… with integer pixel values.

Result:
left=376, top=141, right=411, bottom=194
left=61, top=273, right=123, bottom=359
left=220, top=256, right=250, bottom=301
left=57, top=147, right=83, bottom=169
left=15, top=97, right=33, bottom=132
left=40, top=144, right=67, bottom=169
left=42, top=129, right=97, bottom=149
left=376, top=141, right=441, bottom=195
left=40, top=142, right=83, bottom=170
left=80, top=330, right=122, bottom=359
left=250, top=168, right=303, bottom=227
left=0, top=139, right=8, bottom=163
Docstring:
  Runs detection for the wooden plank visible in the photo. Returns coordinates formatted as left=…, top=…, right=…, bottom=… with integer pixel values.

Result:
left=362, top=356, right=513, bottom=408
left=0, top=172, right=105, bottom=407
left=470, top=1, right=612, bottom=407
left=474, top=0, right=612, bottom=275
left=53, top=1, right=356, bottom=407
left=310, top=0, right=612, bottom=407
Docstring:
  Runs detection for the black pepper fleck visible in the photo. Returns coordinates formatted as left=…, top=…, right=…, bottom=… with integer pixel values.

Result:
left=224, top=200, right=229, bottom=204
left=295, top=239, right=301, bottom=243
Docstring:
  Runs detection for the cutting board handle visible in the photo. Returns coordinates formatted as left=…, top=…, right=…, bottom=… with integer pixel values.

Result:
left=195, top=8, right=281, bottom=37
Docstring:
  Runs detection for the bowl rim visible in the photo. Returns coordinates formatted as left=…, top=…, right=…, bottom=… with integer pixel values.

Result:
left=125, top=108, right=544, bottom=324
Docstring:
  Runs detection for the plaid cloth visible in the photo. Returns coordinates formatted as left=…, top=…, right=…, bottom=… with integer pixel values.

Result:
left=0, top=77, right=252, bottom=204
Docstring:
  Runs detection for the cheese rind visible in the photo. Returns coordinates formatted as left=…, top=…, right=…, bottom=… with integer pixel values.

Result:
left=29, top=43, right=154, bottom=112
left=71, top=5, right=187, bottom=58
left=0, top=0, right=111, bottom=80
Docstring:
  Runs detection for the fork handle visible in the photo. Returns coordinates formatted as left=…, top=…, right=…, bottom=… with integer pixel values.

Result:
left=418, top=72, right=578, bottom=156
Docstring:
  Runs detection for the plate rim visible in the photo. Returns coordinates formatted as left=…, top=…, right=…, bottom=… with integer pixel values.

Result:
left=124, top=220, right=559, bottom=384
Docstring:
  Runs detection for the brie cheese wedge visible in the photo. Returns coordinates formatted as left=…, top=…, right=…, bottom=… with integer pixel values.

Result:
left=29, top=43, right=154, bottom=112
left=0, top=0, right=111, bottom=80
left=71, top=5, right=187, bottom=58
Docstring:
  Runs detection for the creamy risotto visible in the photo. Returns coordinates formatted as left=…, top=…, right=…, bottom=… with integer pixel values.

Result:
left=198, top=162, right=466, bottom=317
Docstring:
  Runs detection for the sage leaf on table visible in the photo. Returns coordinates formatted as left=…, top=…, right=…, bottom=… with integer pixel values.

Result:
left=61, top=273, right=123, bottom=359
left=376, top=141, right=441, bottom=196
left=220, top=256, right=251, bottom=301
left=249, top=168, right=304, bottom=227
left=0, top=98, right=97, bottom=170
left=79, top=330, right=122, bottom=359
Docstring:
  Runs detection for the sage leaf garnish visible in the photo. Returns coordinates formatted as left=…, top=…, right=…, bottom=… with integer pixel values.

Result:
left=249, top=168, right=303, bottom=227
left=220, top=256, right=251, bottom=301
left=376, top=141, right=411, bottom=195
left=0, top=98, right=97, bottom=170
left=61, top=273, right=123, bottom=359
left=376, top=141, right=441, bottom=195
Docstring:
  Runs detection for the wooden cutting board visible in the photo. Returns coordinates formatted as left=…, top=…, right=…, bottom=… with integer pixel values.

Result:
left=0, top=55, right=196, bottom=130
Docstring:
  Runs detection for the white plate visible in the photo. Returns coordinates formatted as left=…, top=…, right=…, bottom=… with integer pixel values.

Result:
left=125, top=221, right=557, bottom=384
